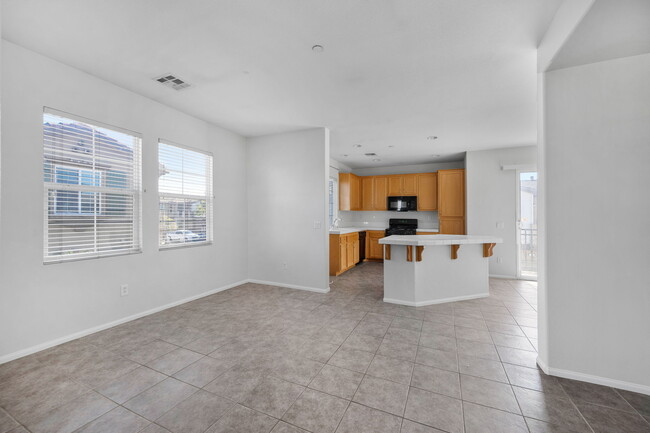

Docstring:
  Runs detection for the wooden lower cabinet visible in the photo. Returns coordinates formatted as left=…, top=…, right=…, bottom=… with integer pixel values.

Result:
left=366, top=230, right=386, bottom=260
left=330, top=232, right=360, bottom=276
left=418, top=232, right=439, bottom=235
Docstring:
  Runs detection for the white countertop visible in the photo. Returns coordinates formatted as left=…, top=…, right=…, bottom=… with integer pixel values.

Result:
left=329, top=227, right=439, bottom=235
left=379, top=234, right=502, bottom=246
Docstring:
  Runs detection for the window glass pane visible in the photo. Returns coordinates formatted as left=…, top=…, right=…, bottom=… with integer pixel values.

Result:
left=158, top=141, right=212, bottom=248
left=43, top=110, right=141, bottom=262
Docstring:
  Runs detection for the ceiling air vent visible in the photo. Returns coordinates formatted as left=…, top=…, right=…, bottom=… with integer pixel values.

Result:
left=154, top=74, right=191, bottom=91
left=364, top=153, right=377, bottom=156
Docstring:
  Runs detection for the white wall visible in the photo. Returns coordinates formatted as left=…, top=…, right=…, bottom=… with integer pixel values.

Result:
left=247, top=128, right=330, bottom=292
left=466, top=146, right=537, bottom=278
left=0, top=41, right=248, bottom=361
left=544, top=53, right=650, bottom=392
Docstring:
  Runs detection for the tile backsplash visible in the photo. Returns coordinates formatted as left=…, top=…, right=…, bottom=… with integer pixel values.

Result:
left=338, top=211, right=438, bottom=230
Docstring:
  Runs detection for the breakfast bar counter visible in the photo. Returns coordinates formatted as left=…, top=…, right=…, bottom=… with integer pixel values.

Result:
left=378, top=235, right=502, bottom=306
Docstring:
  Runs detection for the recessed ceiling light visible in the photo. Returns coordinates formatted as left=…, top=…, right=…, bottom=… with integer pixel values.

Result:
left=364, top=153, right=377, bottom=156
left=342, top=154, right=349, bottom=157
left=388, top=145, right=395, bottom=148
left=372, top=159, right=381, bottom=162
left=432, top=154, right=441, bottom=157
left=312, top=45, right=324, bottom=53
left=353, top=144, right=362, bottom=148
left=427, top=136, right=438, bottom=140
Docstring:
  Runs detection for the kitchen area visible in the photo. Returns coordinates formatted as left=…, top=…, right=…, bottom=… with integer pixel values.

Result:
left=329, top=165, right=503, bottom=306
left=329, top=168, right=467, bottom=276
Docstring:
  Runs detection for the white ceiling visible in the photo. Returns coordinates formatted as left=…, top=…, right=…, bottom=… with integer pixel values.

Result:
left=550, top=0, right=650, bottom=71
left=2, top=0, right=562, bottom=168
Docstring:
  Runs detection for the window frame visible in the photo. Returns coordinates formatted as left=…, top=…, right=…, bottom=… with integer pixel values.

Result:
left=158, top=139, right=214, bottom=250
left=43, top=107, right=143, bottom=264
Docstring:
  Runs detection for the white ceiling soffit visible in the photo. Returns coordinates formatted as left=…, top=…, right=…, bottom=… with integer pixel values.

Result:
left=549, top=0, right=650, bottom=71
left=2, top=0, right=562, bottom=169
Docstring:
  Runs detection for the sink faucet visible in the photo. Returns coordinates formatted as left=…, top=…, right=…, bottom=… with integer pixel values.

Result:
left=332, top=218, right=341, bottom=229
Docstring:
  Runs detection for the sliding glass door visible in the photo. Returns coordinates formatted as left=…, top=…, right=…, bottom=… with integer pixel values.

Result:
left=517, top=172, right=538, bottom=279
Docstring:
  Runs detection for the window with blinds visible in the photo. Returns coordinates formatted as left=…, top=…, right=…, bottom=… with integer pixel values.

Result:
left=158, top=141, right=213, bottom=248
left=43, top=109, right=142, bottom=263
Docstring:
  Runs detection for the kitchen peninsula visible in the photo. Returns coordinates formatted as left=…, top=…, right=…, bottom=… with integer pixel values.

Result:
left=379, top=234, right=502, bottom=306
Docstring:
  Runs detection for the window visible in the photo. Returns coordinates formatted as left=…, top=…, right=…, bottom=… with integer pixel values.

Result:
left=158, top=141, right=213, bottom=247
left=328, top=177, right=338, bottom=228
left=43, top=109, right=142, bottom=263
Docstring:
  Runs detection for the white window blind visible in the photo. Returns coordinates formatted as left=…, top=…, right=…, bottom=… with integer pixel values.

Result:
left=158, top=141, right=213, bottom=248
left=43, top=109, right=142, bottom=263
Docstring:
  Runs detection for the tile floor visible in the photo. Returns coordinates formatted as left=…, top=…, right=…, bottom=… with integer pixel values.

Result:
left=1, top=262, right=649, bottom=433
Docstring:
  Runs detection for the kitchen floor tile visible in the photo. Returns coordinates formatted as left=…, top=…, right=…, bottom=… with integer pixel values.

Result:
left=366, top=354, right=414, bottom=385
left=352, top=376, right=409, bottom=416
left=458, top=354, right=508, bottom=383
left=463, top=401, right=528, bottom=433
left=74, top=406, right=149, bottom=433
left=123, top=378, right=197, bottom=421
left=308, top=365, right=363, bottom=400
left=404, top=387, right=463, bottom=433
left=414, top=346, right=458, bottom=372
left=205, top=404, right=277, bottom=433
left=410, top=364, right=460, bottom=399
left=327, top=348, right=374, bottom=373
left=145, top=348, right=204, bottom=376
left=575, top=402, right=650, bottom=433
left=282, top=388, right=348, bottom=433
left=242, top=376, right=304, bottom=419
left=156, top=390, right=233, bottom=433
left=335, top=402, right=402, bottom=433
left=26, top=391, right=116, bottom=433
left=460, top=375, right=520, bottom=414
left=96, top=366, right=166, bottom=404
left=513, top=386, right=591, bottom=433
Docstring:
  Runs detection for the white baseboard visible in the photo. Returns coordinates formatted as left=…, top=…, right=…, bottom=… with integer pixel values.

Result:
left=0, top=279, right=248, bottom=365
left=489, top=274, right=518, bottom=279
left=247, top=279, right=330, bottom=294
left=383, top=293, right=489, bottom=307
left=537, top=356, right=650, bottom=396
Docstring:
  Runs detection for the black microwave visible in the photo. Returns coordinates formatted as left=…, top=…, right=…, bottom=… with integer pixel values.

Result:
left=387, top=196, right=417, bottom=212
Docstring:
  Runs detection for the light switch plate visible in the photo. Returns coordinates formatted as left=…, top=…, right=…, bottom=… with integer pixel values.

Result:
left=313, top=221, right=321, bottom=229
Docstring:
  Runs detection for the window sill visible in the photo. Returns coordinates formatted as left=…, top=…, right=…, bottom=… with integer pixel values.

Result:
left=159, top=241, right=213, bottom=251
left=44, top=249, right=142, bottom=265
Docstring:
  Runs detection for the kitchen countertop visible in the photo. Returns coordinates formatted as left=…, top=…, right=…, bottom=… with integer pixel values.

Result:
left=379, top=234, right=502, bottom=246
left=329, top=227, right=439, bottom=235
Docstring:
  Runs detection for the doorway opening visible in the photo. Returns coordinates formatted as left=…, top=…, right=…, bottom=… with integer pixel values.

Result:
left=517, top=171, right=538, bottom=280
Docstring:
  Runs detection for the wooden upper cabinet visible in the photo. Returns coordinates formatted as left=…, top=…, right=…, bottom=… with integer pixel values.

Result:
left=402, top=174, right=418, bottom=195
left=373, top=176, right=388, bottom=210
left=416, top=173, right=437, bottom=211
left=388, top=176, right=402, bottom=196
left=438, top=169, right=465, bottom=217
left=387, top=174, right=418, bottom=196
left=361, top=176, right=374, bottom=210
left=339, top=173, right=361, bottom=211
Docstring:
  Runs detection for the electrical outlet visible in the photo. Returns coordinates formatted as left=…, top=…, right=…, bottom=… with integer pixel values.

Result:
left=282, top=262, right=288, bottom=270
left=313, top=221, right=321, bottom=229
left=120, top=284, right=129, bottom=297
left=496, top=221, right=504, bottom=229
left=496, top=257, right=502, bottom=264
